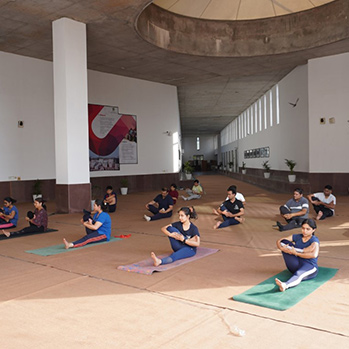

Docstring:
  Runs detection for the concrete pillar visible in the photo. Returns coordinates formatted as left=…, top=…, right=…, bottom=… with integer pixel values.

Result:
left=52, top=18, right=90, bottom=213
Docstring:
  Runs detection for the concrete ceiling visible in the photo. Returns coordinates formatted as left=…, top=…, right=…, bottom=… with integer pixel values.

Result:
left=0, top=0, right=348, bottom=136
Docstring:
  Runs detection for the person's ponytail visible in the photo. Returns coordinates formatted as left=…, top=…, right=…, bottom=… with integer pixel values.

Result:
left=35, top=197, right=47, bottom=210
left=178, top=206, right=198, bottom=220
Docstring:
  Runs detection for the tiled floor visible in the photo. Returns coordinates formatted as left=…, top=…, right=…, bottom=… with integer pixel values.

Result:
left=0, top=174, right=348, bottom=348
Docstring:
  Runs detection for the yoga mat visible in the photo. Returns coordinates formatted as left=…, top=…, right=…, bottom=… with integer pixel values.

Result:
left=117, top=247, right=219, bottom=275
left=0, top=228, right=59, bottom=240
left=25, top=236, right=121, bottom=256
left=233, top=266, right=338, bottom=311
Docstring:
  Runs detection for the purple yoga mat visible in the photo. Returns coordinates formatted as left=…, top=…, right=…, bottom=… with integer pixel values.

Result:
left=117, top=247, right=219, bottom=275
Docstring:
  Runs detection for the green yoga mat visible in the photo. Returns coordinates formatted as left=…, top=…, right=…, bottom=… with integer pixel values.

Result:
left=25, top=237, right=122, bottom=256
left=233, top=267, right=338, bottom=311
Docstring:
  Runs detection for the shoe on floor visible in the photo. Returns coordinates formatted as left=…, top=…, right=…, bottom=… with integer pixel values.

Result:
left=144, top=215, right=151, bottom=222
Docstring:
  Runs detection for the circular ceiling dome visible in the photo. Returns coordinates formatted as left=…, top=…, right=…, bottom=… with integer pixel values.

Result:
left=153, top=0, right=335, bottom=21
left=137, top=0, right=348, bottom=57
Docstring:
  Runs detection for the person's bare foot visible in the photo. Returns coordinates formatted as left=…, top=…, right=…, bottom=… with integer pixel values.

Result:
left=213, top=221, right=221, bottom=229
left=235, top=217, right=245, bottom=224
left=150, top=252, right=162, bottom=266
left=1, top=230, right=10, bottom=238
left=275, top=278, right=286, bottom=292
left=316, top=211, right=323, bottom=220
left=212, top=209, right=220, bottom=216
left=63, top=238, right=73, bottom=249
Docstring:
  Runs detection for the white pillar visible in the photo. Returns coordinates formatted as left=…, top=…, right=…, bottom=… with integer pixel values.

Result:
left=53, top=18, right=90, bottom=212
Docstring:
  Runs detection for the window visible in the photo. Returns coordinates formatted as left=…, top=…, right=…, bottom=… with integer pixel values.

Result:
left=247, top=110, right=250, bottom=135
left=269, top=90, right=273, bottom=127
left=249, top=108, right=254, bottom=135
left=276, top=84, right=280, bottom=124
left=193, top=155, right=204, bottom=160
left=263, top=97, right=267, bottom=130
left=258, top=100, right=262, bottom=131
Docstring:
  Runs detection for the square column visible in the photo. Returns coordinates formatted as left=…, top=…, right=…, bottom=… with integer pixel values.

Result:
left=53, top=18, right=90, bottom=213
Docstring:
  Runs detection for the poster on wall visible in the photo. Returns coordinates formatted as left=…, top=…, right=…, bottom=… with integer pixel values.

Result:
left=88, top=104, right=138, bottom=171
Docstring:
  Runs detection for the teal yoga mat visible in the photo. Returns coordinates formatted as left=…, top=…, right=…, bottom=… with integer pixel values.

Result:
left=233, top=267, right=338, bottom=311
left=25, top=237, right=122, bottom=256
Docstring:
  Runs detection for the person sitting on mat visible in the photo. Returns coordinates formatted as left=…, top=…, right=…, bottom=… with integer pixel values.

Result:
left=307, top=185, right=336, bottom=221
left=275, top=219, right=319, bottom=292
left=1, top=197, right=48, bottom=238
left=103, top=185, right=117, bottom=213
left=63, top=199, right=111, bottom=249
left=275, top=188, right=309, bottom=231
left=168, top=183, right=179, bottom=205
left=151, top=206, right=200, bottom=266
left=213, top=185, right=246, bottom=216
left=144, top=188, right=174, bottom=222
left=213, top=186, right=245, bottom=229
left=181, top=180, right=203, bottom=201
left=0, top=197, right=19, bottom=229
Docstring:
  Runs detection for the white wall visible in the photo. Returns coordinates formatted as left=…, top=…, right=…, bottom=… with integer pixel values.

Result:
left=308, top=53, right=349, bottom=173
left=88, top=70, right=181, bottom=176
left=0, top=51, right=181, bottom=182
left=221, top=64, right=309, bottom=172
left=182, top=135, right=216, bottom=163
left=0, top=51, right=55, bottom=181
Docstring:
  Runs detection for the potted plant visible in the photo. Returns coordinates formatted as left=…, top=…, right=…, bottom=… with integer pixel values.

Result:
left=285, top=159, right=297, bottom=182
left=183, top=161, right=194, bottom=180
left=262, top=160, right=271, bottom=178
left=241, top=162, right=247, bottom=174
left=228, top=161, right=234, bottom=172
left=32, top=179, right=42, bottom=201
left=120, top=178, right=128, bottom=195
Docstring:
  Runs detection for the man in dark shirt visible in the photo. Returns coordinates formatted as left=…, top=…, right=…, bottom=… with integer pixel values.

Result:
left=144, top=188, right=174, bottom=221
left=213, top=186, right=244, bottom=229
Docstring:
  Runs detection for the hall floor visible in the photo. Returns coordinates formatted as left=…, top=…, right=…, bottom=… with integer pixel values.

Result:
left=0, top=175, right=348, bottom=348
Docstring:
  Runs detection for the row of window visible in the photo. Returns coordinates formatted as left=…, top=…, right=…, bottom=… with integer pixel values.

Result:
left=221, top=84, right=280, bottom=146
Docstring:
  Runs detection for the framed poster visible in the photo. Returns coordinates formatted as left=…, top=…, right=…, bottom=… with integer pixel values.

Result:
left=88, top=104, right=138, bottom=171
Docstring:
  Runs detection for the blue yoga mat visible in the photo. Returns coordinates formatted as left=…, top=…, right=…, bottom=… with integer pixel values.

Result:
left=233, top=267, right=338, bottom=311
left=26, top=236, right=122, bottom=256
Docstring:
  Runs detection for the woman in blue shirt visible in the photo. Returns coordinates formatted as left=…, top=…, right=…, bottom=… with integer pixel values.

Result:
left=0, top=197, right=19, bottom=229
left=275, top=219, right=319, bottom=292
left=151, top=206, right=200, bottom=266
left=63, top=199, right=111, bottom=249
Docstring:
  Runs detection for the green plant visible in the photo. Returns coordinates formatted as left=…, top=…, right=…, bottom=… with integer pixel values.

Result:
left=241, top=162, right=246, bottom=170
left=285, top=159, right=296, bottom=174
left=33, top=179, right=42, bottom=195
left=120, top=178, right=128, bottom=187
left=262, top=160, right=271, bottom=172
left=228, top=161, right=234, bottom=168
left=183, top=161, right=194, bottom=174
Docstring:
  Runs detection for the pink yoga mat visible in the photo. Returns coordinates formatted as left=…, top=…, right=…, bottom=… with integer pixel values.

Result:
left=0, top=223, right=15, bottom=229
left=117, top=247, right=219, bottom=275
